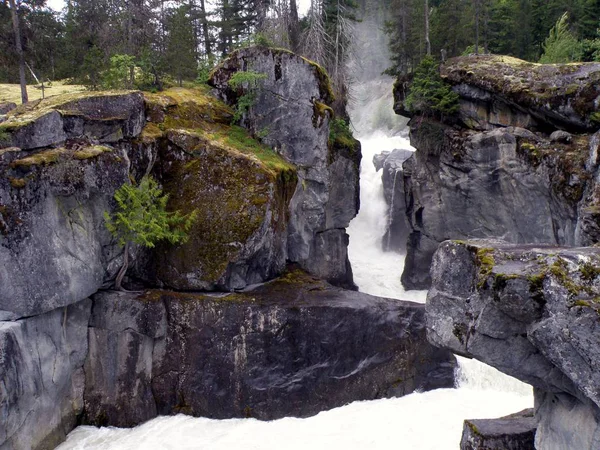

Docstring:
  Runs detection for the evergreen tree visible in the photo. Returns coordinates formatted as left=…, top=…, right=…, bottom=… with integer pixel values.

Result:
left=539, top=12, right=583, bottom=63
left=105, top=176, right=196, bottom=291
left=165, top=4, right=197, bottom=85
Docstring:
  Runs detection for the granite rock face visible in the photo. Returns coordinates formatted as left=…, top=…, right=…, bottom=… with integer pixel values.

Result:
left=428, top=240, right=600, bottom=449
left=396, top=55, right=600, bottom=289
left=460, top=409, right=536, bottom=450
left=0, top=299, right=91, bottom=450
left=441, top=55, right=600, bottom=132
left=83, top=270, right=456, bottom=425
left=0, top=144, right=129, bottom=318
left=209, top=47, right=361, bottom=289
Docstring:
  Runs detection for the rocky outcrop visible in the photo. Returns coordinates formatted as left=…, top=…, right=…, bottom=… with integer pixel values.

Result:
left=397, top=55, right=600, bottom=289
left=135, top=87, right=298, bottom=291
left=209, top=47, right=361, bottom=289
left=374, top=148, right=413, bottom=252
left=441, top=55, right=600, bottom=132
left=0, top=92, right=145, bottom=150
left=0, top=143, right=129, bottom=319
left=83, top=269, right=456, bottom=424
left=460, top=409, right=536, bottom=450
left=0, top=299, right=91, bottom=450
left=428, top=239, right=600, bottom=449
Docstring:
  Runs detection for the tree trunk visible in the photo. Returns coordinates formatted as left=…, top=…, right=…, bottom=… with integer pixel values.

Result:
left=424, top=0, right=431, bottom=56
left=289, top=0, right=300, bottom=52
left=474, top=0, right=480, bottom=54
left=9, top=0, right=28, bottom=104
left=114, top=241, right=130, bottom=291
left=199, top=0, right=212, bottom=58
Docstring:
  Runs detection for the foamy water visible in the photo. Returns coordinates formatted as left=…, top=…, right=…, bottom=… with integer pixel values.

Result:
left=57, top=131, right=533, bottom=450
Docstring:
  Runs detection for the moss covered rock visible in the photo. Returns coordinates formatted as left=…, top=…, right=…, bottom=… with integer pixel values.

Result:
left=441, top=55, right=600, bottom=131
left=209, top=46, right=360, bottom=289
left=0, top=91, right=144, bottom=150
left=146, top=127, right=297, bottom=290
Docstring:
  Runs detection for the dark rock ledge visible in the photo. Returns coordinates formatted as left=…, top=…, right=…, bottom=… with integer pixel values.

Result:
left=84, top=269, right=456, bottom=425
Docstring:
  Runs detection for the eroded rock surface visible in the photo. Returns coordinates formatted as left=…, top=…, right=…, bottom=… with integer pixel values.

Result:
left=375, top=148, right=413, bottom=252
left=460, top=409, right=536, bottom=450
left=209, top=47, right=361, bottom=289
left=428, top=240, right=600, bottom=449
left=0, top=144, right=129, bottom=318
left=0, top=299, right=91, bottom=450
left=396, top=55, right=600, bottom=289
left=84, top=270, right=456, bottom=424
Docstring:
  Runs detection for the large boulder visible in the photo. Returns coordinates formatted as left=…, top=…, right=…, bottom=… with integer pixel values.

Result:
left=209, top=47, right=361, bottom=289
left=428, top=240, right=600, bottom=449
left=0, top=92, right=145, bottom=150
left=401, top=119, right=592, bottom=289
left=460, top=409, right=536, bottom=450
left=83, top=269, right=456, bottom=425
left=133, top=87, right=298, bottom=291
left=376, top=148, right=413, bottom=252
left=0, top=299, right=91, bottom=450
left=0, top=144, right=129, bottom=318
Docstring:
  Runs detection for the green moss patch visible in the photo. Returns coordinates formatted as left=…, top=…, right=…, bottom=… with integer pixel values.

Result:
left=144, top=86, right=234, bottom=130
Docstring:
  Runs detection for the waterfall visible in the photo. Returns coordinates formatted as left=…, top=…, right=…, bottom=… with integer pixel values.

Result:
left=57, top=76, right=533, bottom=449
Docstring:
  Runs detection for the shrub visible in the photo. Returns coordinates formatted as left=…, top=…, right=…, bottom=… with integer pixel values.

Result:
left=228, top=70, right=268, bottom=122
left=404, top=56, right=459, bottom=117
left=104, top=175, right=196, bottom=290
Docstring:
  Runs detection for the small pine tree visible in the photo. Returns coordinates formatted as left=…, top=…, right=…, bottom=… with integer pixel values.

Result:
left=104, top=175, right=197, bottom=290
left=404, top=56, right=459, bottom=117
left=539, top=13, right=583, bottom=64
left=228, top=70, right=267, bottom=122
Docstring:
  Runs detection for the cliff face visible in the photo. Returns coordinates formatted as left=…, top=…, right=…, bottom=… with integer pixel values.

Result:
left=396, top=55, right=600, bottom=289
left=428, top=240, right=600, bottom=449
left=209, top=47, right=361, bottom=289
left=0, top=47, right=454, bottom=450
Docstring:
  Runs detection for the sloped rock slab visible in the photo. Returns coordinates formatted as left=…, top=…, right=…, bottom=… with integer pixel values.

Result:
left=84, top=270, right=456, bottom=426
left=460, top=409, right=536, bottom=450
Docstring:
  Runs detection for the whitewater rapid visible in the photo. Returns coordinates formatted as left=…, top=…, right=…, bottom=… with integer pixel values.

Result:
left=57, top=132, right=533, bottom=450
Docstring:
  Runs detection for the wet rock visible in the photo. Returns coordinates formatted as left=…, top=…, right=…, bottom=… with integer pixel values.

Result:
left=379, top=148, right=413, bottom=252
left=373, top=151, right=390, bottom=171
left=209, top=47, right=360, bottom=289
left=428, top=240, right=600, bottom=449
left=83, top=291, right=167, bottom=427
left=460, top=409, right=536, bottom=450
left=0, top=299, right=91, bottom=450
left=83, top=270, right=456, bottom=425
